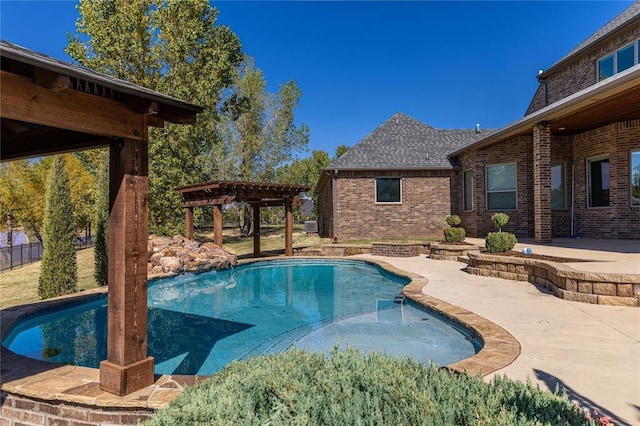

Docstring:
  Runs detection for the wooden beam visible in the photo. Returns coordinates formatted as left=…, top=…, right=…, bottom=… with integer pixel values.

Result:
left=1, top=70, right=146, bottom=141
left=34, top=69, right=70, bottom=91
left=253, top=205, right=261, bottom=257
left=285, top=198, right=293, bottom=257
left=100, top=138, right=154, bottom=396
left=127, top=96, right=158, bottom=116
left=214, top=204, right=223, bottom=247
left=1, top=129, right=112, bottom=161
left=185, top=207, right=194, bottom=240
left=248, top=197, right=305, bottom=208
left=182, top=195, right=236, bottom=208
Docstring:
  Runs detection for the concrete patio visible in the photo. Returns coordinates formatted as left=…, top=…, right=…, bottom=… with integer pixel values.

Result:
left=359, top=238, right=640, bottom=425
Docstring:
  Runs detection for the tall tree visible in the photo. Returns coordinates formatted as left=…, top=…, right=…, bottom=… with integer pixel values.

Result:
left=216, top=58, right=309, bottom=235
left=67, top=0, right=243, bottom=236
left=38, top=156, right=78, bottom=299
left=93, top=151, right=109, bottom=286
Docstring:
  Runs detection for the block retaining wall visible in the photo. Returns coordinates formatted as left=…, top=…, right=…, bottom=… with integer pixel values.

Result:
left=1, top=391, right=153, bottom=426
left=429, top=243, right=480, bottom=261
left=371, top=243, right=423, bottom=257
left=466, top=253, right=640, bottom=307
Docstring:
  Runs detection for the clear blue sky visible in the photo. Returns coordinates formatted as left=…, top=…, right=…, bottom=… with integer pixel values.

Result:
left=0, top=1, right=634, bottom=157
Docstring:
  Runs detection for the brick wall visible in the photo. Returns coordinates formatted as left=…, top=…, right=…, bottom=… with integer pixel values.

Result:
left=527, top=21, right=640, bottom=115
left=572, top=120, right=640, bottom=239
left=1, top=391, right=153, bottom=425
left=333, top=170, right=456, bottom=240
left=551, top=137, right=574, bottom=237
left=317, top=175, right=334, bottom=238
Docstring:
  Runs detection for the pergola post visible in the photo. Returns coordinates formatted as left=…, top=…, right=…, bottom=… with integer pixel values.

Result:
left=214, top=204, right=223, bottom=247
left=185, top=207, right=194, bottom=240
left=100, top=138, right=154, bottom=396
left=285, top=197, right=293, bottom=256
left=253, top=205, right=261, bottom=257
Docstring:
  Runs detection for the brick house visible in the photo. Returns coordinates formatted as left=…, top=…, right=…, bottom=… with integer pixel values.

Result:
left=317, top=3, right=640, bottom=242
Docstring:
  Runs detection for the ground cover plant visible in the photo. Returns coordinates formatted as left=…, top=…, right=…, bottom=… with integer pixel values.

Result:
left=147, top=348, right=593, bottom=426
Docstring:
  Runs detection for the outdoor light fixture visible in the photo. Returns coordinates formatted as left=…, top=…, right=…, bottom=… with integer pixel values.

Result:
left=536, top=121, right=550, bottom=129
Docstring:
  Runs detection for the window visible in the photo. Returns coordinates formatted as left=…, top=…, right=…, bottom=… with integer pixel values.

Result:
left=463, top=170, right=473, bottom=211
left=632, top=151, right=640, bottom=206
left=551, top=163, right=565, bottom=209
left=588, top=156, right=610, bottom=207
left=375, top=178, right=401, bottom=203
left=486, top=164, right=517, bottom=210
left=597, top=40, right=639, bottom=81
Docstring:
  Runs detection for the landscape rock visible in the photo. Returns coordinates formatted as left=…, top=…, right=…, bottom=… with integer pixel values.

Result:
left=147, top=235, right=237, bottom=279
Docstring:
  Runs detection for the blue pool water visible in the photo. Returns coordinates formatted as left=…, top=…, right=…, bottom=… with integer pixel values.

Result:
left=3, top=259, right=481, bottom=375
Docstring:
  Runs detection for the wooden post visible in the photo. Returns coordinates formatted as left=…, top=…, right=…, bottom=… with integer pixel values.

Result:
left=285, top=198, right=293, bottom=256
left=253, top=205, right=261, bottom=257
left=185, top=207, right=193, bottom=240
left=100, top=138, right=154, bottom=396
left=214, top=204, right=223, bottom=247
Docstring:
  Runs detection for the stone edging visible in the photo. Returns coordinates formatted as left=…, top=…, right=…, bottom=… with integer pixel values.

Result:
left=1, top=256, right=521, bottom=424
left=466, top=252, right=640, bottom=307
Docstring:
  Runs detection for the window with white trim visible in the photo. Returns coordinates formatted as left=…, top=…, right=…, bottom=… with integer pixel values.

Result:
left=597, top=40, right=639, bottom=81
left=631, top=151, right=640, bottom=206
left=588, top=156, right=610, bottom=208
left=486, top=163, right=517, bottom=210
left=375, top=177, right=401, bottom=203
left=551, top=163, right=565, bottom=210
left=463, top=170, right=473, bottom=211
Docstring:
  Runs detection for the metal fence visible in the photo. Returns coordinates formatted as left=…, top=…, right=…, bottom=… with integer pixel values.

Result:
left=0, top=237, right=94, bottom=272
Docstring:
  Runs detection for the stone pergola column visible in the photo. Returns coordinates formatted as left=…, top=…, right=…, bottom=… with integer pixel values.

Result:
left=185, top=207, right=194, bottom=240
left=284, top=197, right=293, bottom=256
left=100, top=138, right=154, bottom=396
left=533, top=122, right=552, bottom=243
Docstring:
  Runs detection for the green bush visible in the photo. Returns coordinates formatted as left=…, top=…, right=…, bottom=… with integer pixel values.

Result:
left=147, top=348, right=591, bottom=426
left=444, top=227, right=465, bottom=243
left=491, top=212, right=510, bottom=232
left=486, top=231, right=518, bottom=253
left=445, top=214, right=462, bottom=227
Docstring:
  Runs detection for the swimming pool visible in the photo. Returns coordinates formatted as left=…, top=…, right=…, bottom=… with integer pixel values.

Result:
left=3, top=259, right=481, bottom=375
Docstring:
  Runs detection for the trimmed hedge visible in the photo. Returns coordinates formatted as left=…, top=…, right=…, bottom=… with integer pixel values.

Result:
left=147, top=348, right=592, bottom=425
left=486, top=232, right=518, bottom=253
left=444, top=227, right=466, bottom=243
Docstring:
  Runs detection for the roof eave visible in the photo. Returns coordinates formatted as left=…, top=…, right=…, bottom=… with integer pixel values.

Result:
left=448, top=65, right=640, bottom=158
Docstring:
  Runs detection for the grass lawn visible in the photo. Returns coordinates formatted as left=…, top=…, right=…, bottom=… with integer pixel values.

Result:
left=0, top=226, right=331, bottom=310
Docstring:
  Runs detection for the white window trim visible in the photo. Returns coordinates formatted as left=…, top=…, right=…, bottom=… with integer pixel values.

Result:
left=486, top=163, right=517, bottom=211
left=375, top=177, right=402, bottom=204
left=631, top=150, right=640, bottom=208
left=597, top=39, right=639, bottom=81
left=551, top=162, right=566, bottom=210
left=463, top=169, right=474, bottom=211
left=587, top=155, right=610, bottom=209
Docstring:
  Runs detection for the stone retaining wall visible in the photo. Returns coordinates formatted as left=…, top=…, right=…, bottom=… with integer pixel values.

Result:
left=317, top=244, right=372, bottom=257
left=429, top=243, right=479, bottom=261
left=466, top=252, right=640, bottom=307
left=1, top=391, right=153, bottom=425
left=371, top=242, right=422, bottom=257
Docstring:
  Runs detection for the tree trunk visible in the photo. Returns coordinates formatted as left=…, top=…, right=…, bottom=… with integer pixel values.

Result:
left=240, top=203, right=252, bottom=237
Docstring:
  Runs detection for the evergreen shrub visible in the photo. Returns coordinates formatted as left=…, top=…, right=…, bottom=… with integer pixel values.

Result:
left=445, top=214, right=462, bottom=227
left=486, top=231, right=518, bottom=253
left=38, top=156, right=78, bottom=299
left=147, top=348, right=591, bottom=426
left=444, top=227, right=466, bottom=243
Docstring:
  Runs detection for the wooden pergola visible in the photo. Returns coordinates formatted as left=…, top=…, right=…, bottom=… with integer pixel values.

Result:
left=175, top=181, right=310, bottom=256
left=1, top=40, right=203, bottom=395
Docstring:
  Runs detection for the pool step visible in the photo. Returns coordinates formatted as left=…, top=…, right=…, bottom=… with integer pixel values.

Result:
left=393, top=293, right=406, bottom=304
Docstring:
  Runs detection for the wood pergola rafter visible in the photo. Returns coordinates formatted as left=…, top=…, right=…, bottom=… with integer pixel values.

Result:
left=175, top=180, right=310, bottom=257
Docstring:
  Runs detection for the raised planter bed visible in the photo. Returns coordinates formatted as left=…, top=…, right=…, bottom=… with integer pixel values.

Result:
left=466, top=252, right=640, bottom=307
left=429, top=242, right=479, bottom=261
left=371, top=242, right=423, bottom=257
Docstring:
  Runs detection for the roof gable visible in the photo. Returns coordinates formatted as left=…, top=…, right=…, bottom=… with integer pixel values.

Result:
left=327, top=112, right=493, bottom=170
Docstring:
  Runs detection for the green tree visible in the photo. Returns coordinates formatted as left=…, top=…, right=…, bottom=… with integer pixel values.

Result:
left=335, top=145, right=349, bottom=158
left=93, top=152, right=109, bottom=286
left=67, top=0, right=243, bottom=236
left=38, top=156, right=78, bottom=299
left=216, top=58, right=309, bottom=235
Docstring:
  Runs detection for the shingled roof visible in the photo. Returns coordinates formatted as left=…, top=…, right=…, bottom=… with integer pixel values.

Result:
left=538, top=2, right=640, bottom=79
left=326, top=112, right=494, bottom=170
